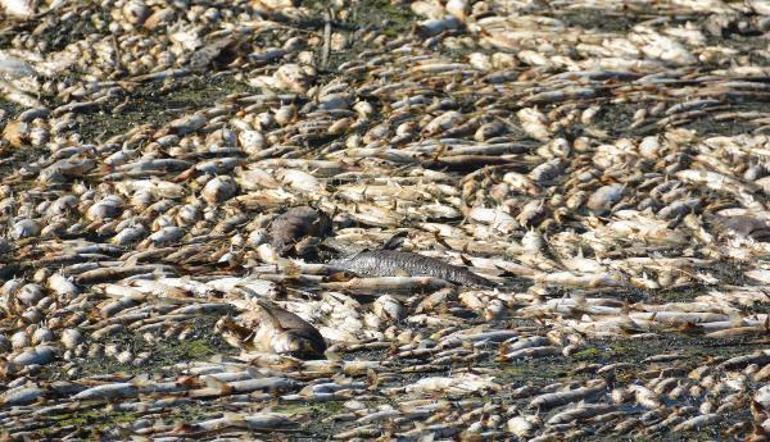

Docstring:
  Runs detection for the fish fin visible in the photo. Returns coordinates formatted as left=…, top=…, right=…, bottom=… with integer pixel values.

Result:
left=493, top=264, right=515, bottom=278
left=381, top=230, right=408, bottom=250
left=204, top=376, right=233, bottom=395
left=433, top=144, right=446, bottom=160
left=283, top=259, right=301, bottom=276
left=172, top=167, right=195, bottom=182
left=325, top=271, right=354, bottom=282
left=433, top=232, right=453, bottom=250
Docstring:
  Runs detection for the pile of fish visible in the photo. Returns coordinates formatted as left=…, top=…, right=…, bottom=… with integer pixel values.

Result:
left=2, top=0, right=770, bottom=439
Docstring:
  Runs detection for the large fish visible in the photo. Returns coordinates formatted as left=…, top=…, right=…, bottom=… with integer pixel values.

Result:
left=329, top=249, right=494, bottom=288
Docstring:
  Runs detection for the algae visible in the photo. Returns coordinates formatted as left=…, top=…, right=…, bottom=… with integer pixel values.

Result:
left=74, top=74, right=255, bottom=142
left=51, top=314, right=237, bottom=379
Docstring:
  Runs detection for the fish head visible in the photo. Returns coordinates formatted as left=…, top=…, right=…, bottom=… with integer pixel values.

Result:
left=274, top=330, right=327, bottom=360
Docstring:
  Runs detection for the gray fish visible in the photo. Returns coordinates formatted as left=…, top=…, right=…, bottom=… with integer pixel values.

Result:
left=329, top=250, right=494, bottom=288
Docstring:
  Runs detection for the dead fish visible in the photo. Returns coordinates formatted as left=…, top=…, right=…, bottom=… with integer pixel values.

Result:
left=711, top=214, right=770, bottom=240
left=71, top=382, right=138, bottom=401
left=587, top=184, right=624, bottom=215
left=0, top=385, right=46, bottom=406
left=252, top=298, right=327, bottom=360
left=329, top=250, right=494, bottom=288
left=268, top=206, right=333, bottom=257
left=12, top=345, right=57, bottom=367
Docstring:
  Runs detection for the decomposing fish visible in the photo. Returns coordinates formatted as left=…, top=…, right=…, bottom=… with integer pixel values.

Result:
left=232, top=297, right=328, bottom=360
left=267, top=206, right=333, bottom=257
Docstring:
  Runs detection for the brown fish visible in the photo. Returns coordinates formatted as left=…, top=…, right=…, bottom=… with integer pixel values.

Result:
left=268, top=206, right=333, bottom=257
left=252, top=298, right=327, bottom=360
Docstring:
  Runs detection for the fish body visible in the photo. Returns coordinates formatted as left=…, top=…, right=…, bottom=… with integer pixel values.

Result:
left=329, top=250, right=494, bottom=288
